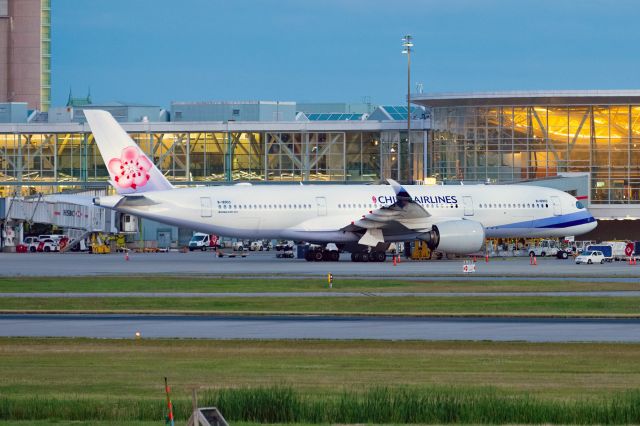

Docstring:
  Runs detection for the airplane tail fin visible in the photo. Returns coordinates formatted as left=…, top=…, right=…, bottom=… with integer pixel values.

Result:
left=84, top=109, right=174, bottom=194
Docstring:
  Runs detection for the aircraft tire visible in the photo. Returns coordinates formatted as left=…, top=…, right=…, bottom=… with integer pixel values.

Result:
left=360, top=253, right=369, bottom=262
left=376, top=251, right=386, bottom=262
left=313, top=251, right=324, bottom=262
left=330, top=251, right=340, bottom=262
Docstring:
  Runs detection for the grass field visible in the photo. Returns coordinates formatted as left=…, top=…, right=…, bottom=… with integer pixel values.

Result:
left=1, top=295, right=639, bottom=316
left=1, top=338, right=639, bottom=423
left=0, top=276, right=638, bottom=293
left=1, top=276, right=638, bottom=317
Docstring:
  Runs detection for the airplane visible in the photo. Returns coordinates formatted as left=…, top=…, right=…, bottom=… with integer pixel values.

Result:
left=85, top=110, right=598, bottom=262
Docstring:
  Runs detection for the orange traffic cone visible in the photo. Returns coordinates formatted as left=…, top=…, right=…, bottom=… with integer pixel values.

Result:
left=485, top=254, right=489, bottom=263
left=473, top=256, right=477, bottom=263
left=125, top=251, right=129, bottom=261
left=397, top=255, right=401, bottom=264
left=393, top=256, right=397, bottom=266
left=533, top=256, right=537, bottom=266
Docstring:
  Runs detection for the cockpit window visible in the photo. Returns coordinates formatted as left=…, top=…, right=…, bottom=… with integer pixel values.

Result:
left=576, top=201, right=585, bottom=209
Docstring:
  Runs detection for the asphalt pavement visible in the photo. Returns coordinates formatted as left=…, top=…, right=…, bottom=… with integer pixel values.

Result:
left=1, top=314, right=638, bottom=342
left=2, top=251, right=640, bottom=278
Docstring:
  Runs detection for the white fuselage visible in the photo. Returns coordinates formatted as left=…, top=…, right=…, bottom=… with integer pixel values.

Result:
left=95, top=183, right=597, bottom=244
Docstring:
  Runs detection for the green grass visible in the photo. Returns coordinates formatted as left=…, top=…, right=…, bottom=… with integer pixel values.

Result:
left=0, top=295, right=638, bottom=316
left=2, top=387, right=640, bottom=424
left=0, top=276, right=638, bottom=293
left=1, top=338, right=640, bottom=423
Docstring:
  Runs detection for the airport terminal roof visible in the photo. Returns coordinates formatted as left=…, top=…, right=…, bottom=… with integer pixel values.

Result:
left=368, top=105, right=427, bottom=121
left=412, top=90, right=640, bottom=107
left=304, top=113, right=366, bottom=121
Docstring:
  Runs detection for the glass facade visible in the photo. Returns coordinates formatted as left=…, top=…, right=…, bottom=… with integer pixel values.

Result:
left=430, top=104, right=640, bottom=204
left=0, top=126, right=427, bottom=196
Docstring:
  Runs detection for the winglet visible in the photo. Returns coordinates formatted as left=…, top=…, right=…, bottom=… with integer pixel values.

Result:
left=386, top=178, right=412, bottom=206
left=84, top=110, right=174, bottom=194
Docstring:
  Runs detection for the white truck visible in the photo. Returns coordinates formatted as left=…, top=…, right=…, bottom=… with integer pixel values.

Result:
left=528, top=239, right=560, bottom=257
left=188, top=233, right=218, bottom=251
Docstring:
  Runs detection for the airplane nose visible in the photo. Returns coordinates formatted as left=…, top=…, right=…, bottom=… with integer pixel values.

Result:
left=587, top=218, right=598, bottom=232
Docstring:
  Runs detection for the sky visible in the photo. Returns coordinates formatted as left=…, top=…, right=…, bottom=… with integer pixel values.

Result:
left=52, top=0, right=640, bottom=108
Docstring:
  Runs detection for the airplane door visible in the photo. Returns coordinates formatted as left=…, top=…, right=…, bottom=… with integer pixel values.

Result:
left=200, top=197, right=212, bottom=217
left=551, top=196, right=562, bottom=216
left=462, top=196, right=474, bottom=216
left=316, top=197, right=327, bottom=216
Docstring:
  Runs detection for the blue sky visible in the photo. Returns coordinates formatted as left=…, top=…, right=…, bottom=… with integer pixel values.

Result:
left=52, top=0, right=640, bottom=108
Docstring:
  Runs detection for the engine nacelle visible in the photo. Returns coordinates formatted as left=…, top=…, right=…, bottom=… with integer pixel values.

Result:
left=419, top=220, right=485, bottom=253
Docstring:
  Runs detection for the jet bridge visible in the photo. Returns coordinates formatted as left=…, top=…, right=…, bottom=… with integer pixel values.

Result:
left=0, top=189, right=125, bottom=251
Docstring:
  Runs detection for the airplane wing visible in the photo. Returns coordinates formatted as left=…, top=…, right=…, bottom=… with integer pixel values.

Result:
left=291, top=179, right=432, bottom=246
left=344, top=179, right=431, bottom=245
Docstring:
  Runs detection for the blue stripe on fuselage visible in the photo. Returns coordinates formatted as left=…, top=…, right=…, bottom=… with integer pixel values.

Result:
left=492, top=211, right=595, bottom=230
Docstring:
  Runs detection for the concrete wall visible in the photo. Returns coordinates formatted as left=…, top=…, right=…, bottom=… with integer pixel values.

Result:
left=8, top=0, right=41, bottom=110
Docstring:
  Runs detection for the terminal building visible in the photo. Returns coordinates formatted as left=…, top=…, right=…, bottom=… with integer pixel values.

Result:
left=413, top=91, right=640, bottom=238
left=2, top=91, right=640, bottom=244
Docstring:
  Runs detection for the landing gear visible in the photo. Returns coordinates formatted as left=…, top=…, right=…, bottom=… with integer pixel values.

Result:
left=351, top=250, right=386, bottom=262
left=305, top=246, right=340, bottom=262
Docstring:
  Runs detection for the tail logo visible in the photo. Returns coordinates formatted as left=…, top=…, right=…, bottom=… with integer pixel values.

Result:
left=108, top=146, right=152, bottom=190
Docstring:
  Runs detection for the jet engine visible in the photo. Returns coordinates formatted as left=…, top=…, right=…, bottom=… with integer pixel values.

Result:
left=418, top=220, right=485, bottom=253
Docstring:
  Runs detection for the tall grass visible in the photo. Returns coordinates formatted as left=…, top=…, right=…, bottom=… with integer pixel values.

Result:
left=2, top=386, right=640, bottom=424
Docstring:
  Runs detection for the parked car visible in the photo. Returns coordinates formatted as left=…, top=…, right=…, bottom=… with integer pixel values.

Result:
left=23, top=236, right=40, bottom=253
left=575, top=250, right=605, bottom=264
left=37, top=238, right=59, bottom=253
left=232, top=241, right=248, bottom=251
left=585, top=244, right=614, bottom=263
left=249, top=240, right=265, bottom=251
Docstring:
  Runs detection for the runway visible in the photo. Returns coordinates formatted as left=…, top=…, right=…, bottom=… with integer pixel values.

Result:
left=2, top=291, right=640, bottom=298
left=2, top=251, right=640, bottom=278
left=2, top=314, right=639, bottom=342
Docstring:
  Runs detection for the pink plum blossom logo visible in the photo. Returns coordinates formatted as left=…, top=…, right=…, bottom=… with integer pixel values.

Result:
left=108, top=146, right=152, bottom=190
left=372, top=196, right=377, bottom=204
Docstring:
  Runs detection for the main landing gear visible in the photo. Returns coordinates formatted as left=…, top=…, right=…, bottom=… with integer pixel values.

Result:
left=350, top=251, right=386, bottom=262
left=305, top=246, right=340, bottom=262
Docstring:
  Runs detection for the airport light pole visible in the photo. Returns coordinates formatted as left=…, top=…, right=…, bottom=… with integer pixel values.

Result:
left=402, top=35, right=413, bottom=147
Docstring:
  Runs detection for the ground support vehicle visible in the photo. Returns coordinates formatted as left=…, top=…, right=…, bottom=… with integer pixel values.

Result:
left=555, top=248, right=573, bottom=259
left=575, top=250, right=605, bottom=264
left=275, top=240, right=295, bottom=251
left=276, top=250, right=295, bottom=259
left=528, top=240, right=560, bottom=257
left=189, top=233, right=218, bottom=251
left=603, top=241, right=630, bottom=261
